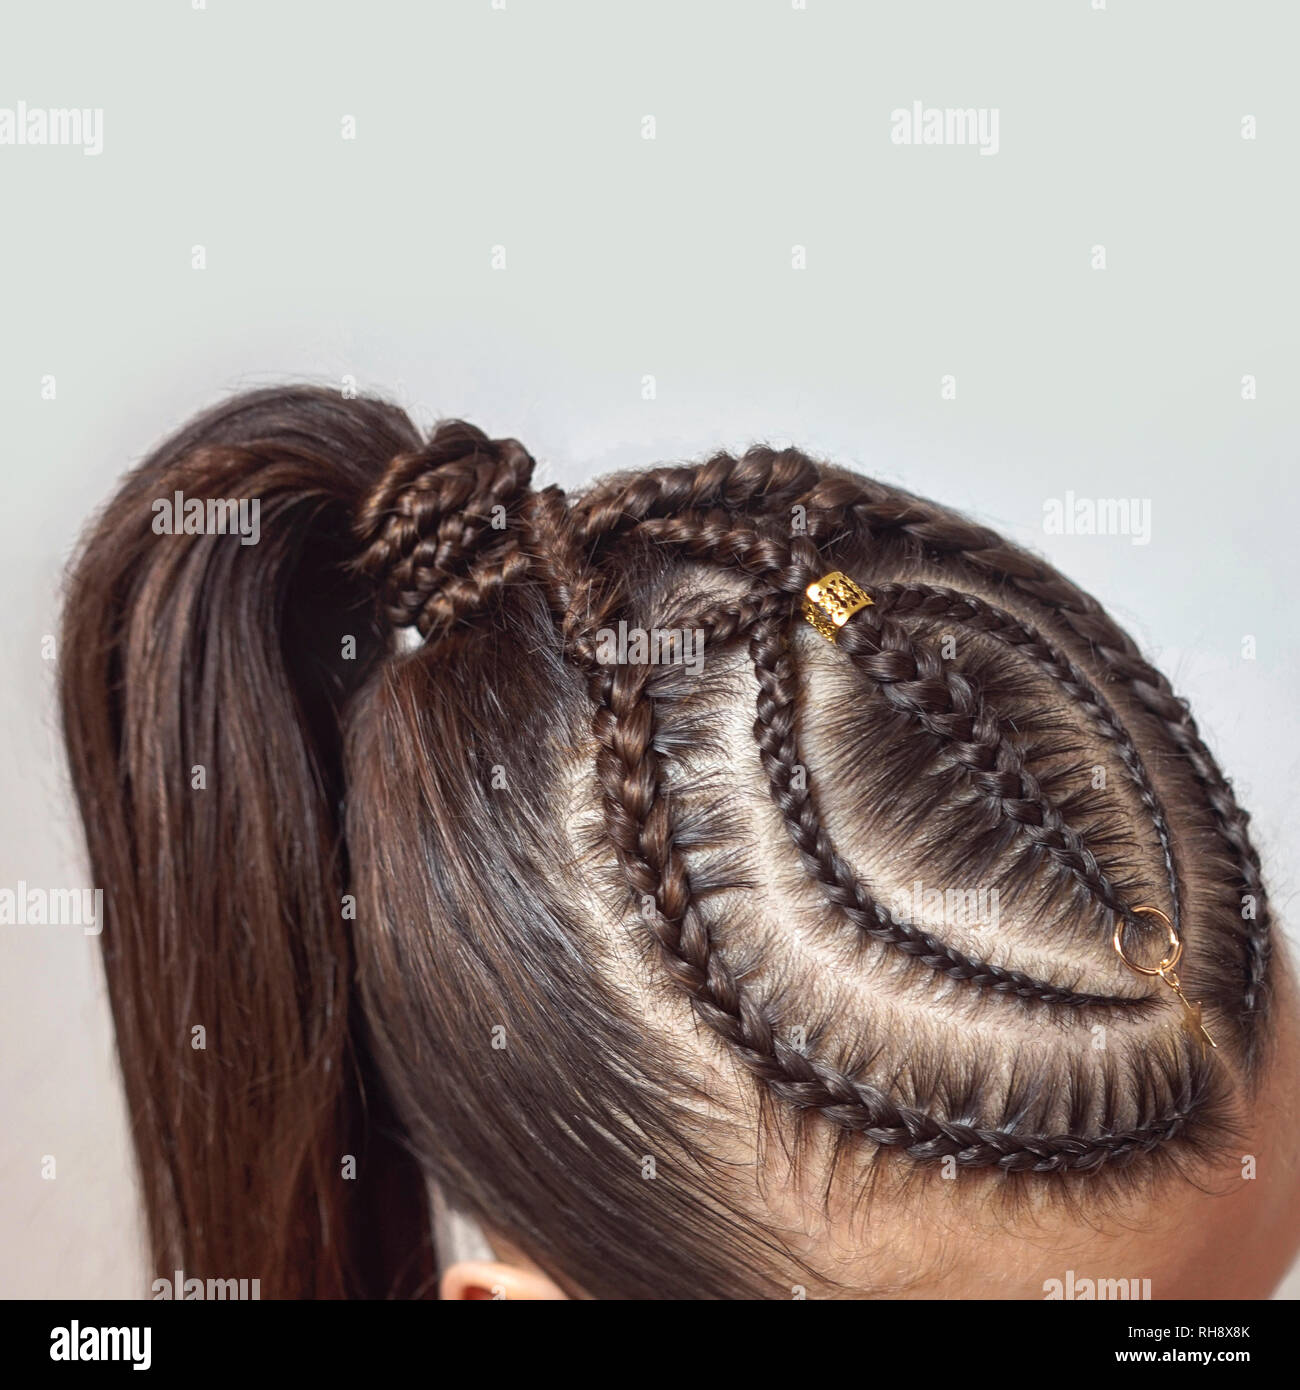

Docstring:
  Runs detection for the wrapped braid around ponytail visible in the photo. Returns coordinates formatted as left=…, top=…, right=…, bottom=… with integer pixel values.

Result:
left=63, top=386, right=1274, bottom=1299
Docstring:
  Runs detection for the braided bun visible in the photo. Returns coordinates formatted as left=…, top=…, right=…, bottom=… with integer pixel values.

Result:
left=355, top=420, right=537, bottom=639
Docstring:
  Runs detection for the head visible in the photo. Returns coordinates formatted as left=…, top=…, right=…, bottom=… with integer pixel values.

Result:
left=60, top=386, right=1300, bottom=1300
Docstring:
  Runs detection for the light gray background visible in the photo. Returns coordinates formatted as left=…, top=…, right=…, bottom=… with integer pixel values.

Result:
left=1, top=0, right=1296, bottom=1298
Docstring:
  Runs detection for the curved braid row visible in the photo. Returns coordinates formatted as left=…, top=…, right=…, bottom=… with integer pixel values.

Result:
left=556, top=458, right=1262, bottom=1017
left=356, top=435, right=1267, bottom=1156
left=574, top=447, right=824, bottom=551
left=619, top=580, right=1142, bottom=1009
left=586, top=583, right=1207, bottom=1172
left=748, top=613, right=1148, bottom=1010
left=626, top=511, right=1154, bottom=938
left=830, top=600, right=1141, bottom=933
left=607, top=494, right=1268, bottom=1027
left=797, top=479, right=1270, bottom=1018
left=868, top=582, right=1182, bottom=938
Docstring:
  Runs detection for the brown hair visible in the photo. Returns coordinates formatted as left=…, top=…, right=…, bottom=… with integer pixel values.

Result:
left=60, top=386, right=1274, bottom=1298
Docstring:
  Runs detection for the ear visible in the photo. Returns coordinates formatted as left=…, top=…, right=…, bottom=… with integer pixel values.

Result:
left=440, top=1260, right=567, bottom=1301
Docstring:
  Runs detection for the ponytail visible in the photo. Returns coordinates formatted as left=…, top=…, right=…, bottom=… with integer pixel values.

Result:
left=60, top=387, right=434, bottom=1297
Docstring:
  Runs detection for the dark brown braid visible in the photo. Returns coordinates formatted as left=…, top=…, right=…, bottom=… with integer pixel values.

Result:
left=748, top=611, right=1153, bottom=1011
left=793, top=479, right=1271, bottom=1019
left=355, top=420, right=536, bottom=640
left=867, top=581, right=1182, bottom=937
left=584, top=580, right=1211, bottom=1172
left=828, top=604, right=1140, bottom=931
left=625, top=495, right=1270, bottom=1036
left=358, top=432, right=1269, bottom=1172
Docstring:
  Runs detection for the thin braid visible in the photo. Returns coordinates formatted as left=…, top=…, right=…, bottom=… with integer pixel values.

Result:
left=616, top=468, right=1268, bottom=1024
left=793, top=477, right=1270, bottom=1018
left=610, top=504, right=1170, bottom=935
left=834, top=604, right=1139, bottom=931
left=691, top=584, right=792, bottom=648
left=747, top=613, right=1148, bottom=1010
left=527, top=486, right=618, bottom=669
left=574, top=447, right=823, bottom=550
left=635, top=511, right=823, bottom=592
left=869, top=581, right=1182, bottom=938
left=355, top=420, right=536, bottom=640
left=583, top=578, right=1207, bottom=1172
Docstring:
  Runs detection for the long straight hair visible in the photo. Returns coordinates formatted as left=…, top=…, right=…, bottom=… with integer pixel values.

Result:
left=61, top=390, right=435, bottom=1296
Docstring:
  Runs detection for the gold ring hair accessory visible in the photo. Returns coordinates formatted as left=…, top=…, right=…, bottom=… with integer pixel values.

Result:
left=1112, top=905, right=1217, bottom=1053
left=802, top=572, right=873, bottom=643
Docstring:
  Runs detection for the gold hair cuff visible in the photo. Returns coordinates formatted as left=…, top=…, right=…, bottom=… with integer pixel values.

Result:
left=1112, top=906, right=1216, bottom=1053
left=802, top=572, right=872, bottom=642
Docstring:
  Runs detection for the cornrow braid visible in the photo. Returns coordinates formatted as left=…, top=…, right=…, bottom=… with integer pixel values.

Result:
left=358, top=431, right=1266, bottom=1173
left=748, top=611, right=1151, bottom=1011
left=794, top=479, right=1272, bottom=1028
left=867, top=581, right=1182, bottom=939
left=831, top=602, right=1140, bottom=933
left=606, top=481, right=1271, bottom=1053
left=573, top=447, right=824, bottom=551
left=583, top=576, right=1213, bottom=1172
